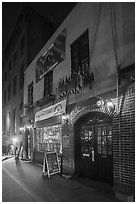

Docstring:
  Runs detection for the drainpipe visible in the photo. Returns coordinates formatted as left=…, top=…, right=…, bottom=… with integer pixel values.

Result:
left=110, top=2, right=121, bottom=183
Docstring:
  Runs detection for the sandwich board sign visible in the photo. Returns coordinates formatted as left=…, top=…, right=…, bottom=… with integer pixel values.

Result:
left=42, top=152, right=60, bottom=178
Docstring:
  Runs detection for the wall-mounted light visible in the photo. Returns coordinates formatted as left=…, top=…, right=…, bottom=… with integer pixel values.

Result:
left=62, top=114, right=69, bottom=124
left=96, top=99, right=104, bottom=107
left=106, top=100, right=114, bottom=109
left=20, top=127, right=25, bottom=132
left=105, top=100, right=115, bottom=113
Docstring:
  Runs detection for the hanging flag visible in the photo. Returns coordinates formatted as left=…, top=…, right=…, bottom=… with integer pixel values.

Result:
left=36, top=29, right=66, bottom=82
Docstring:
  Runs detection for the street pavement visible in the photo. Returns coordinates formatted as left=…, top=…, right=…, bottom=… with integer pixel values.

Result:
left=2, top=156, right=119, bottom=202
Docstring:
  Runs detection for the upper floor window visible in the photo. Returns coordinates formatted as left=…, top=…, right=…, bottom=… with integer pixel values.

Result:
left=20, top=64, right=24, bottom=89
left=28, top=82, right=33, bottom=106
left=44, top=71, right=53, bottom=97
left=71, top=29, right=89, bottom=77
left=13, top=76, right=17, bottom=96
left=21, top=36, right=25, bottom=55
left=8, top=84, right=11, bottom=101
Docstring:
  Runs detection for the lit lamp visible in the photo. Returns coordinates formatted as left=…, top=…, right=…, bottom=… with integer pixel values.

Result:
left=19, top=127, right=24, bottom=132
left=96, top=99, right=104, bottom=107
left=62, top=115, right=69, bottom=124
left=106, top=100, right=115, bottom=112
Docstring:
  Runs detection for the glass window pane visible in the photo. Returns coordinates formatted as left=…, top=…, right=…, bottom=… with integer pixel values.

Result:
left=98, top=127, right=101, bottom=135
left=107, top=135, right=112, bottom=145
left=102, top=145, right=106, bottom=155
left=98, top=145, right=101, bottom=154
left=102, top=126, right=106, bottom=135
left=98, top=136, right=101, bottom=145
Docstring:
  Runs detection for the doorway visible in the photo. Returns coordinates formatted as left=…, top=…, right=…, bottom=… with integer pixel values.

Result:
left=74, top=112, right=113, bottom=184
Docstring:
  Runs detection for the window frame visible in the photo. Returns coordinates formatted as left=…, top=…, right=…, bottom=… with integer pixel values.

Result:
left=70, top=29, right=89, bottom=77
left=44, top=71, right=53, bottom=97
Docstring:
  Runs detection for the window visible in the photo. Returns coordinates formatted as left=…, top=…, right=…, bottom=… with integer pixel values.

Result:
left=20, top=64, right=24, bottom=89
left=8, top=84, right=11, bottom=101
left=21, top=36, right=25, bottom=55
left=36, top=125, right=62, bottom=153
left=71, top=30, right=89, bottom=83
left=13, top=76, right=17, bottom=96
left=28, top=82, right=33, bottom=106
left=13, top=108, right=16, bottom=134
left=4, top=90, right=6, bottom=105
left=14, top=51, right=17, bottom=65
left=44, top=71, right=53, bottom=96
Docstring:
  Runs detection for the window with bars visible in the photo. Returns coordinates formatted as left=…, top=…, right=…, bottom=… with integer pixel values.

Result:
left=28, top=82, right=33, bottom=106
left=71, top=29, right=89, bottom=80
left=44, top=71, right=53, bottom=97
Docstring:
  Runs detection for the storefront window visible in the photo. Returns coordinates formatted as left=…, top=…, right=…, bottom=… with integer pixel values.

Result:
left=36, top=125, right=62, bottom=154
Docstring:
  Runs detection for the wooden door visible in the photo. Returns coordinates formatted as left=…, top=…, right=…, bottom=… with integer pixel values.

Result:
left=78, top=119, right=113, bottom=183
left=95, top=124, right=113, bottom=183
left=80, top=124, right=95, bottom=178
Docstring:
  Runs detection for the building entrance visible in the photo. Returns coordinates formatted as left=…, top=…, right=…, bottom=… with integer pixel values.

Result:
left=74, top=112, right=113, bottom=184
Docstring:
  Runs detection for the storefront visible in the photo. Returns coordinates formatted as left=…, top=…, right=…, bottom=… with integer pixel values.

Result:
left=33, top=100, right=66, bottom=165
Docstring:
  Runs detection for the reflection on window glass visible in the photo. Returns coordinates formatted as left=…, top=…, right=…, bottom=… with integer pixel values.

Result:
left=98, top=127, right=101, bottom=135
left=98, top=136, right=101, bottom=145
left=98, top=145, right=101, bottom=154
left=107, top=135, right=112, bottom=145
left=102, top=145, right=106, bottom=155
left=36, top=125, right=62, bottom=153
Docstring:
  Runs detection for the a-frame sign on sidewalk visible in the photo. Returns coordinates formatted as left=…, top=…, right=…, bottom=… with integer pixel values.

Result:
left=42, top=152, right=60, bottom=178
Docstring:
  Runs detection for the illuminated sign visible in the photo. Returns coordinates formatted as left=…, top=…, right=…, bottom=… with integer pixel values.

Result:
left=35, top=100, right=66, bottom=122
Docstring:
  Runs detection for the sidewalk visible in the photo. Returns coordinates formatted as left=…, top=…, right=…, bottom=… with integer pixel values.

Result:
left=2, top=157, right=119, bottom=202
left=2, top=154, right=14, bottom=161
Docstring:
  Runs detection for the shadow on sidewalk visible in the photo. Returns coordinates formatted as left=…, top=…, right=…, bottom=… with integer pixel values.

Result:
left=15, top=158, right=25, bottom=177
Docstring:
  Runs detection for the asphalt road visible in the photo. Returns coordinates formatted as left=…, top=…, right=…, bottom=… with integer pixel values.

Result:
left=2, top=157, right=118, bottom=202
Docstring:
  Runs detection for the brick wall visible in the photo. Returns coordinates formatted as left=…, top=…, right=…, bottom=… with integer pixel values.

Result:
left=113, top=83, right=135, bottom=197
left=62, top=123, right=75, bottom=175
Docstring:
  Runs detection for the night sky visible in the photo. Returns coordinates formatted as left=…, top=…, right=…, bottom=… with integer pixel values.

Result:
left=2, top=2, right=76, bottom=52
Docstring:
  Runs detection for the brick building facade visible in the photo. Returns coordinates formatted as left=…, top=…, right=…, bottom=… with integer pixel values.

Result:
left=23, top=3, right=135, bottom=201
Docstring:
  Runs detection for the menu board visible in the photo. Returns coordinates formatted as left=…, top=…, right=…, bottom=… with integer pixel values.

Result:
left=43, top=152, right=60, bottom=178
